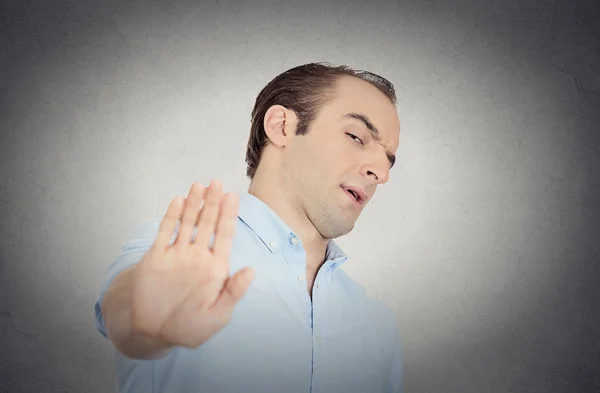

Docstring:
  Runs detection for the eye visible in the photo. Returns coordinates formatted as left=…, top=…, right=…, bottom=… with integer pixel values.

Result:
left=346, top=132, right=364, bottom=145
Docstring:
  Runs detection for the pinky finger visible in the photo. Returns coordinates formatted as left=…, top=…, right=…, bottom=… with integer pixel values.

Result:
left=155, top=197, right=184, bottom=250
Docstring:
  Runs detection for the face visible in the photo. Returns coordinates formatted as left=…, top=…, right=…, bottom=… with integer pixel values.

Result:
left=281, top=75, right=400, bottom=239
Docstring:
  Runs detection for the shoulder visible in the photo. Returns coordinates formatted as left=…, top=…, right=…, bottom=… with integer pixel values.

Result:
left=332, top=268, right=367, bottom=299
left=332, top=268, right=401, bottom=367
left=333, top=268, right=397, bottom=326
left=120, top=217, right=163, bottom=248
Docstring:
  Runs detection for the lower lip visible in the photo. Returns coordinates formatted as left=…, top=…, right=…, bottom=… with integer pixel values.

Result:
left=341, top=188, right=362, bottom=208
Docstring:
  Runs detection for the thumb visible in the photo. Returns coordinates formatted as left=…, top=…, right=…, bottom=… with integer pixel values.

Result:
left=213, top=267, right=255, bottom=312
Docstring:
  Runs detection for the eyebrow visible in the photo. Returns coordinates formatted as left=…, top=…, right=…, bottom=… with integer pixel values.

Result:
left=341, top=112, right=396, bottom=169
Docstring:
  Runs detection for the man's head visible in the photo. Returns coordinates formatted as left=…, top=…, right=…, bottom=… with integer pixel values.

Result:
left=246, top=62, right=400, bottom=240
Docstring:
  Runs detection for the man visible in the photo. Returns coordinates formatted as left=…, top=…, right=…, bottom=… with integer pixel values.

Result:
left=94, top=62, right=403, bottom=392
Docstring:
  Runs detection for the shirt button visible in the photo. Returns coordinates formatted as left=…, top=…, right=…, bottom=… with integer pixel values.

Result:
left=291, top=237, right=299, bottom=246
left=297, top=274, right=306, bottom=282
left=269, top=240, right=277, bottom=248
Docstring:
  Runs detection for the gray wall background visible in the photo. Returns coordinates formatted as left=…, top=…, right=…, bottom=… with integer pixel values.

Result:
left=1, top=0, right=599, bottom=392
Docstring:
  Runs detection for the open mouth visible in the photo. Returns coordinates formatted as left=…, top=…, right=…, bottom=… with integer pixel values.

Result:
left=341, top=187, right=363, bottom=205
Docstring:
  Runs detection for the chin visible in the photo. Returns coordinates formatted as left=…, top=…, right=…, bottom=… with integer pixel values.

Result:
left=327, top=219, right=356, bottom=239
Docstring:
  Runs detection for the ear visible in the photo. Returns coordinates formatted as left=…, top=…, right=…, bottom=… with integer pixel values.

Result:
left=263, top=105, right=296, bottom=148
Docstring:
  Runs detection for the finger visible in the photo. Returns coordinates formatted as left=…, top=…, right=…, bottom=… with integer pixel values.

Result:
left=211, top=192, right=239, bottom=264
left=155, top=196, right=185, bottom=250
left=193, top=180, right=223, bottom=249
left=211, top=267, right=255, bottom=313
left=174, top=183, right=206, bottom=248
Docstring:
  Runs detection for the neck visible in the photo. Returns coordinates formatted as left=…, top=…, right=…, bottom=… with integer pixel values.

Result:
left=247, top=173, right=329, bottom=272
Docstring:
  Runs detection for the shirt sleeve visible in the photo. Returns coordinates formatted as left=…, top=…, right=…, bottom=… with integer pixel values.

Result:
left=386, top=316, right=404, bottom=393
left=93, top=217, right=164, bottom=339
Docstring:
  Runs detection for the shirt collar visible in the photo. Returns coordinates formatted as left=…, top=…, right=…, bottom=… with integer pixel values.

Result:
left=237, top=191, right=348, bottom=264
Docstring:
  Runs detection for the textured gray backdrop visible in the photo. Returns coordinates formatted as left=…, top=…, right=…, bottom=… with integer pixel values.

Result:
left=1, top=0, right=599, bottom=392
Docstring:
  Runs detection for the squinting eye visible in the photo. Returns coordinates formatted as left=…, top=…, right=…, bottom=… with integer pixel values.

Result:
left=346, top=133, right=364, bottom=145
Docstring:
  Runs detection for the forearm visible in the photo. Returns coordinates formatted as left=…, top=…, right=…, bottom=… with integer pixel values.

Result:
left=102, top=265, right=173, bottom=360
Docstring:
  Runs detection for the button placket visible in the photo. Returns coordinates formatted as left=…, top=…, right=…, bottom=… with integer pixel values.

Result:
left=311, top=268, right=321, bottom=351
left=287, top=234, right=307, bottom=287
left=282, top=234, right=312, bottom=331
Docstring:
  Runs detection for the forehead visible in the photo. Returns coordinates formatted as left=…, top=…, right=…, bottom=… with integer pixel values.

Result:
left=321, top=75, right=400, bottom=148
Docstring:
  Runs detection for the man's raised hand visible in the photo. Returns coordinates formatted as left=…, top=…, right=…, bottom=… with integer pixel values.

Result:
left=129, top=180, right=255, bottom=349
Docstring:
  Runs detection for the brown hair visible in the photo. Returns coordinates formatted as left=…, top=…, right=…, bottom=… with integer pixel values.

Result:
left=245, top=62, right=397, bottom=179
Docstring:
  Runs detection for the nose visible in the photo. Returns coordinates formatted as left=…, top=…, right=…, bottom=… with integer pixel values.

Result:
left=361, top=152, right=390, bottom=184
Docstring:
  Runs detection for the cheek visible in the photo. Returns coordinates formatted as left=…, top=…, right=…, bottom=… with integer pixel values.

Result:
left=297, top=139, right=348, bottom=178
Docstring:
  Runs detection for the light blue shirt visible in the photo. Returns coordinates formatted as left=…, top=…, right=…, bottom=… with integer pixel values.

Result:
left=94, top=191, right=403, bottom=393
